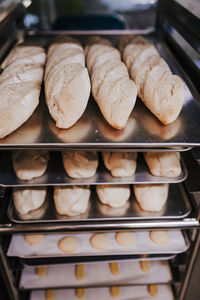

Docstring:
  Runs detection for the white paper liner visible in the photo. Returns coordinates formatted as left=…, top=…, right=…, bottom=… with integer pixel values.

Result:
left=7, top=231, right=187, bottom=258
left=30, top=284, right=174, bottom=300
left=20, top=260, right=172, bottom=289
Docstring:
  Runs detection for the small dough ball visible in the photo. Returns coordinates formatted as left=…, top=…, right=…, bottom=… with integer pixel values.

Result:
left=102, top=152, right=137, bottom=177
left=96, top=185, right=130, bottom=208
left=54, top=186, right=90, bottom=216
left=90, top=233, right=110, bottom=250
left=134, top=184, right=169, bottom=212
left=58, top=236, right=79, bottom=253
left=115, top=232, right=135, bottom=246
left=149, top=230, right=170, bottom=245
left=13, top=187, right=47, bottom=215
left=144, top=152, right=181, bottom=178
left=13, top=150, right=49, bottom=180
left=62, top=151, right=98, bottom=178
left=24, top=233, right=44, bottom=245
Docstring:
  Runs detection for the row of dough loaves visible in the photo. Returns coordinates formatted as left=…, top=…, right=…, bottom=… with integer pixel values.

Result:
left=118, top=35, right=184, bottom=125
left=12, top=150, right=181, bottom=180
left=0, top=44, right=46, bottom=138
left=13, top=182, right=169, bottom=217
left=24, top=230, right=170, bottom=250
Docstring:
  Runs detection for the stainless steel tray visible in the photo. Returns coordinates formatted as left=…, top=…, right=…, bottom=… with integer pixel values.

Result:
left=8, top=183, right=192, bottom=224
left=0, top=32, right=200, bottom=149
left=0, top=152, right=187, bottom=187
left=21, top=254, right=176, bottom=267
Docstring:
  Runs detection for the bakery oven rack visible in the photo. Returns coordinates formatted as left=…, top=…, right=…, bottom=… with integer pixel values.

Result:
left=0, top=0, right=199, bottom=300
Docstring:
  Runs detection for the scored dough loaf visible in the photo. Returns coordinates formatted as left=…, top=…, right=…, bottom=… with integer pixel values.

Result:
left=0, top=44, right=45, bottom=139
left=54, top=186, right=90, bottom=216
left=45, top=36, right=90, bottom=129
left=96, top=185, right=130, bottom=208
left=13, top=187, right=47, bottom=215
left=85, top=36, right=137, bottom=129
left=119, top=35, right=184, bottom=125
left=12, top=150, right=49, bottom=180
left=102, top=152, right=137, bottom=177
left=62, top=151, right=98, bottom=178
left=144, top=152, right=181, bottom=178
left=134, top=184, right=169, bottom=212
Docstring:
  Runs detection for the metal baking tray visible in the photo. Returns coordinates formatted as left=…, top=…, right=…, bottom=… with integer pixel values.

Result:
left=8, top=183, right=192, bottom=224
left=21, top=254, right=176, bottom=267
left=0, top=31, right=200, bottom=149
left=7, top=231, right=190, bottom=264
left=0, top=152, right=187, bottom=187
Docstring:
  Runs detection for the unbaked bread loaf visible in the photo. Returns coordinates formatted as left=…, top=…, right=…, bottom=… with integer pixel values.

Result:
left=13, top=187, right=47, bottom=215
left=45, top=36, right=90, bottom=129
left=85, top=36, right=137, bottom=129
left=13, top=150, right=49, bottom=180
left=62, top=151, right=98, bottom=178
left=134, top=184, right=169, bottom=212
left=102, top=152, right=137, bottom=177
left=0, top=44, right=45, bottom=138
left=119, top=35, right=184, bottom=125
left=144, top=152, right=181, bottom=178
left=96, top=185, right=130, bottom=208
left=54, top=186, right=90, bottom=216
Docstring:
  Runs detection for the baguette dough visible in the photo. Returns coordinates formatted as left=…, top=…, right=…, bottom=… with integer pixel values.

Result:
left=54, top=186, right=90, bottom=216
left=134, top=184, right=169, bottom=212
left=149, top=231, right=170, bottom=246
left=96, top=185, right=131, bottom=208
left=102, top=152, right=137, bottom=177
left=86, top=37, right=137, bottom=129
left=144, top=152, right=181, bottom=178
left=62, top=151, right=98, bottom=178
left=24, top=233, right=44, bottom=245
left=90, top=233, right=110, bottom=250
left=58, top=236, right=79, bottom=253
left=45, top=36, right=90, bottom=129
left=13, top=187, right=47, bottom=215
left=115, top=231, right=135, bottom=246
left=13, top=150, right=49, bottom=180
left=0, top=44, right=45, bottom=138
left=120, top=35, right=184, bottom=125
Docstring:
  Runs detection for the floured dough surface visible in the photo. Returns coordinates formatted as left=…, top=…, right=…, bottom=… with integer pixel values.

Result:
left=58, top=236, right=79, bottom=254
left=13, top=187, right=47, bottom=215
left=96, top=185, right=130, bottom=208
left=90, top=233, right=110, bottom=250
left=134, top=184, right=169, bottom=212
left=144, top=152, right=181, bottom=178
left=13, top=150, right=49, bottom=180
left=62, top=151, right=98, bottom=178
left=102, top=152, right=137, bottom=177
left=54, top=186, right=90, bottom=217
